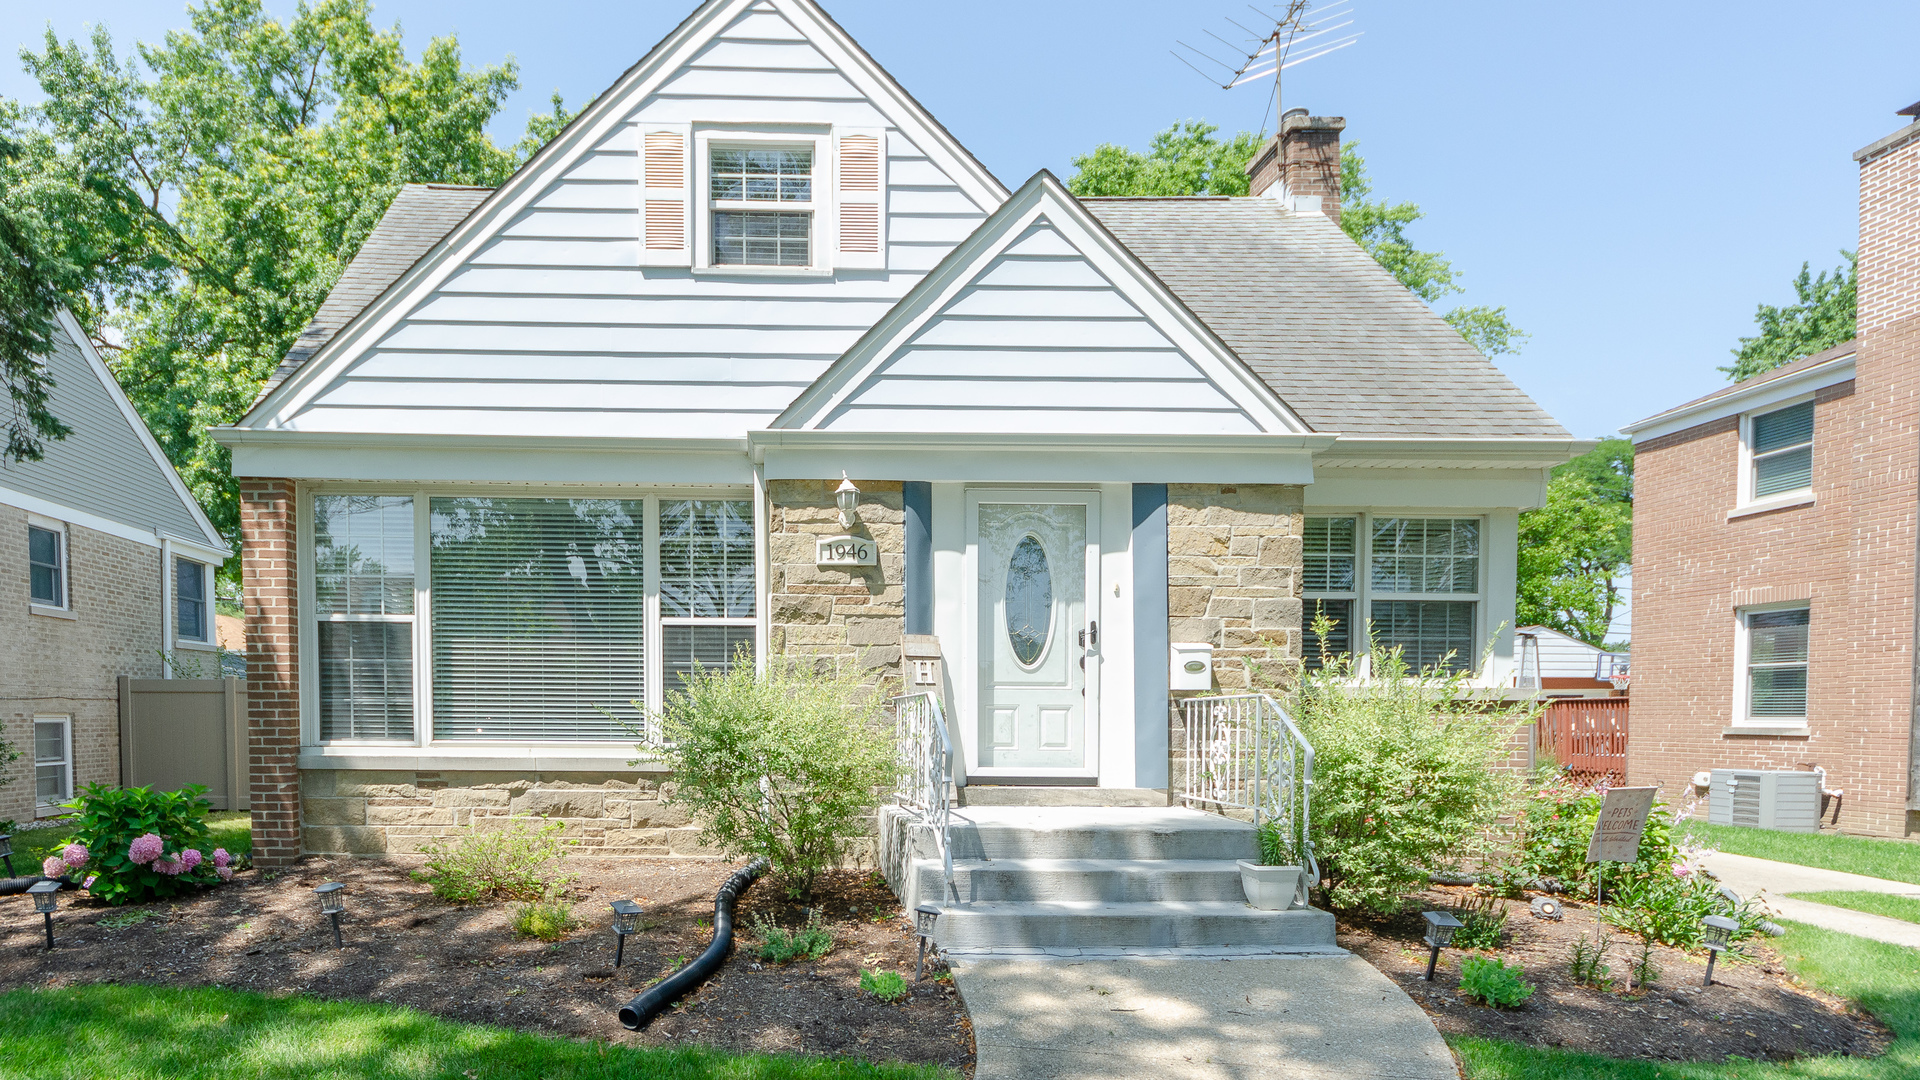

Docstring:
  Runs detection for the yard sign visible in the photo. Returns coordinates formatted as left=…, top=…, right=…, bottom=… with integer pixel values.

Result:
left=1586, top=786, right=1658, bottom=863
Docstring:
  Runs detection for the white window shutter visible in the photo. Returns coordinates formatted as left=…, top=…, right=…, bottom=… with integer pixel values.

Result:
left=640, top=125, right=692, bottom=267
left=835, top=128, right=886, bottom=269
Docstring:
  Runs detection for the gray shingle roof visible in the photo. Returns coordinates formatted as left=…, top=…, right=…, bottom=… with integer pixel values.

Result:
left=257, top=184, right=493, bottom=399
left=1626, top=338, right=1857, bottom=431
left=1084, top=197, right=1569, bottom=438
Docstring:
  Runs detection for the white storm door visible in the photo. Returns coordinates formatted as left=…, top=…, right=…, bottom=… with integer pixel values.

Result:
left=970, top=492, right=1099, bottom=776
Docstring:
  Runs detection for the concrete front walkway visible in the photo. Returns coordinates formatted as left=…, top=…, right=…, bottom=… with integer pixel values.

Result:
left=1701, top=850, right=1920, bottom=950
left=948, top=951, right=1457, bottom=1080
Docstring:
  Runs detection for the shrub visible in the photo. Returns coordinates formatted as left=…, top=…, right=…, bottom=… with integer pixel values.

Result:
left=653, top=654, right=897, bottom=899
left=1568, top=930, right=1613, bottom=988
left=512, top=890, right=579, bottom=941
left=63, top=783, right=229, bottom=905
left=414, top=818, right=573, bottom=903
left=751, top=910, right=834, bottom=964
left=1459, top=955, right=1534, bottom=1008
left=1451, top=892, right=1508, bottom=951
left=1290, top=638, right=1533, bottom=914
left=1600, top=867, right=1770, bottom=951
left=860, top=968, right=909, bottom=1003
left=1514, top=776, right=1683, bottom=898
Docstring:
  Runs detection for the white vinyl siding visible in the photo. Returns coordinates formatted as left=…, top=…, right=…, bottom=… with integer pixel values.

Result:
left=1740, top=605, right=1809, bottom=724
left=28, top=522, right=66, bottom=608
left=314, top=496, right=417, bottom=741
left=35, top=716, right=72, bottom=813
left=1302, top=514, right=1485, bottom=674
left=1750, top=400, right=1814, bottom=499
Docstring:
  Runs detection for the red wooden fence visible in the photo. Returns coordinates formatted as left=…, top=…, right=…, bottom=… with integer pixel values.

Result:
left=1537, top=698, right=1629, bottom=785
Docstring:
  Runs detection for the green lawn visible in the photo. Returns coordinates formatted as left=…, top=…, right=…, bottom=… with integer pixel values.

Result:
left=7, top=811, right=251, bottom=874
left=1684, top=822, right=1920, bottom=886
left=1789, top=891, right=1920, bottom=926
left=0, top=984, right=955, bottom=1080
left=1450, top=921, right=1920, bottom=1079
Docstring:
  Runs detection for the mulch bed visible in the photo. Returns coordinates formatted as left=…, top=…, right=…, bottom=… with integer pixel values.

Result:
left=0, top=858, right=973, bottom=1074
left=1340, top=884, right=1894, bottom=1064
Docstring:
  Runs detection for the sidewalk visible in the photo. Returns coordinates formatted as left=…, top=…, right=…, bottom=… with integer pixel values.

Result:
left=948, top=950, right=1457, bottom=1080
left=1700, top=850, right=1920, bottom=950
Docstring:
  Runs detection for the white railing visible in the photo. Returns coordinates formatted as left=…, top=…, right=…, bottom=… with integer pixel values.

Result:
left=892, top=691, right=953, bottom=901
left=1179, top=693, right=1318, bottom=908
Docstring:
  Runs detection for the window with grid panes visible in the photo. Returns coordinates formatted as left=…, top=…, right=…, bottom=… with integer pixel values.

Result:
left=314, top=496, right=417, bottom=741
left=1369, top=517, right=1480, bottom=673
left=1751, top=401, right=1813, bottom=499
left=1302, top=517, right=1357, bottom=670
left=710, top=147, right=814, bottom=266
left=29, top=524, right=64, bottom=607
left=659, top=499, right=757, bottom=693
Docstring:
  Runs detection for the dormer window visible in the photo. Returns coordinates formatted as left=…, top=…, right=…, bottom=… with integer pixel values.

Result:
left=710, top=146, right=815, bottom=266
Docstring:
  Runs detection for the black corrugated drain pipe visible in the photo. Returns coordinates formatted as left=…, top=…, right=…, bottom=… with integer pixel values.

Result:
left=1, top=876, right=74, bottom=897
left=618, top=858, right=768, bottom=1030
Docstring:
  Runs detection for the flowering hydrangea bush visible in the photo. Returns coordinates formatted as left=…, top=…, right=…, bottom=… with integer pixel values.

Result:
left=62, top=783, right=244, bottom=905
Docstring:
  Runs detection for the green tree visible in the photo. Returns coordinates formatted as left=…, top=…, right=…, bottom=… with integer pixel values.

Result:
left=1516, top=438, right=1633, bottom=646
left=1065, top=122, right=1527, bottom=356
left=1722, top=252, right=1857, bottom=382
left=0, top=119, right=78, bottom=462
left=3, top=0, right=572, bottom=555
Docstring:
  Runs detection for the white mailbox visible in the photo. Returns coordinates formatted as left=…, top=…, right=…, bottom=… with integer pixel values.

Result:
left=1170, top=642, right=1214, bottom=691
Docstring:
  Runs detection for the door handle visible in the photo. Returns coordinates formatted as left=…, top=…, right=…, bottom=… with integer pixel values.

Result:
left=1078, top=621, right=1098, bottom=649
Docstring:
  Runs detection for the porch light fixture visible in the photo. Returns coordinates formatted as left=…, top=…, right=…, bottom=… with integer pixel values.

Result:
left=913, top=903, right=942, bottom=981
left=1528, top=896, right=1563, bottom=921
left=1701, top=914, right=1738, bottom=985
left=610, top=899, right=643, bottom=967
left=315, top=881, right=346, bottom=949
left=0, top=833, right=13, bottom=878
left=1421, top=910, right=1462, bottom=981
left=28, top=880, right=59, bottom=950
left=835, top=473, right=861, bottom=528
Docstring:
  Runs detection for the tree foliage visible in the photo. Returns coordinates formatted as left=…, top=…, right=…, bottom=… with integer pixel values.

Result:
left=2, top=0, right=571, bottom=549
left=0, top=119, right=77, bottom=463
left=1722, top=252, right=1857, bottom=382
left=1516, top=438, right=1632, bottom=646
left=1066, top=120, right=1263, bottom=197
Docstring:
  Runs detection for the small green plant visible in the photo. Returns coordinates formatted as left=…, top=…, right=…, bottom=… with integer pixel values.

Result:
left=1600, top=868, right=1769, bottom=951
left=512, top=889, right=579, bottom=941
left=1458, top=954, right=1534, bottom=1008
left=751, top=910, right=834, bottom=964
left=1256, top=818, right=1300, bottom=867
left=1450, top=891, right=1508, bottom=950
left=414, top=817, right=573, bottom=903
left=860, top=968, right=909, bottom=1003
left=1568, top=930, right=1613, bottom=988
left=1627, top=939, right=1661, bottom=990
left=98, top=909, right=159, bottom=929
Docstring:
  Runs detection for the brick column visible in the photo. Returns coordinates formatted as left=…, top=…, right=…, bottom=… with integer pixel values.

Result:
left=242, top=478, right=301, bottom=867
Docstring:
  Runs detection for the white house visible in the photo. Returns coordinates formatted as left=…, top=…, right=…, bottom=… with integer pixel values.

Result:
left=214, top=0, right=1583, bottom=865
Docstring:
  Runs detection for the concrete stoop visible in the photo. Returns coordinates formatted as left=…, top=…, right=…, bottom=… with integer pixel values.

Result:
left=882, top=805, right=1338, bottom=953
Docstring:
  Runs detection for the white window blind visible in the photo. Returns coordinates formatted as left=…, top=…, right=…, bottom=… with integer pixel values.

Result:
left=660, top=499, right=756, bottom=693
left=314, top=496, right=416, bottom=741
left=1747, top=607, right=1809, bottom=719
left=1370, top=517, right=1481, bottom=673
left=1302, top=516, right=1357, bottom=671
left=430, top=497, right=646, bottom=741
left=1752, top=401, right=1813, bottom=498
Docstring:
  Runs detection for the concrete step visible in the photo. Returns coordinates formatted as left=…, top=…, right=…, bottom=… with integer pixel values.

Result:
left=918, top=858, right=1247, bottom=903
left=957, top=786, right=1168, bottom=808
left=948, top=807, right=1258, bottom=862
left=935, top=900, right=1336, bottom=949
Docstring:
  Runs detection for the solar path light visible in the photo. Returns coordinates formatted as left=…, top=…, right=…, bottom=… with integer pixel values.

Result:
left=914, top=903, right=942, bottom=981
left=610, top=900, right=643, bottom=967
left=28, top=880, right=59, bottom=950
left=1421, top=910, right=1462, bottom=981
left=1701, top=914, right=1738, bottom=986
left=1528, top=896, right=1563, bottom=921
left=315, top=882, right=346, bottom=948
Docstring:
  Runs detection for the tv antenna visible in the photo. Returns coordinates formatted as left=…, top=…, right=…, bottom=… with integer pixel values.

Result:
left=1172, top=2, right=1361, bottom=132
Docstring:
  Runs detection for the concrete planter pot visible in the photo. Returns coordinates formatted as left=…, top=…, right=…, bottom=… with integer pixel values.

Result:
left=1237, top=860, right=1303, bottom=910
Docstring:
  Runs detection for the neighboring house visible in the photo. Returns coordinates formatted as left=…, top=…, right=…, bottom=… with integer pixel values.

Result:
left=213, top=0, right=1582, bottom=867
left=1623, top=100, right=1920, bottom=838
left=1, top=309, right=230, bottom=824
left=1514, top=625, right=1626, bottom=695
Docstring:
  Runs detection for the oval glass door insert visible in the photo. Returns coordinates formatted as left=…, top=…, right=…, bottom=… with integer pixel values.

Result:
left=1005, top=534, right=1053, bottom=666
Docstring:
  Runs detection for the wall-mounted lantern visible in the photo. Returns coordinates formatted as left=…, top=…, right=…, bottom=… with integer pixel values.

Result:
left=835, top=473, right=861, bottom=528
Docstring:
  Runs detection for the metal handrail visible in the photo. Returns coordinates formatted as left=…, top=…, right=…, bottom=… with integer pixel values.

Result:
left=891, top=691, right=953, bottom=901
left=1178, top=692, right=1318, bottom=908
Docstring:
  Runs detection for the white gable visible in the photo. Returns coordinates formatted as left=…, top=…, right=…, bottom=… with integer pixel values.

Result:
left=244, top=0, right=1003, bottom=440
left=776, top=174, right=1309, bottom=436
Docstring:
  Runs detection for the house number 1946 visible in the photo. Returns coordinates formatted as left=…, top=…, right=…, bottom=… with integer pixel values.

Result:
left=816, top=535, right=877, bottom=567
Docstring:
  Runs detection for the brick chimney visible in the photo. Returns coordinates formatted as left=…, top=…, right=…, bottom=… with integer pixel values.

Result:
left=1246, top=107, right=1346, bottom=224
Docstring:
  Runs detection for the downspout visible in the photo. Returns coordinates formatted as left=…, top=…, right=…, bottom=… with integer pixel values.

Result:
left=160, top=535, right=174, bottom=678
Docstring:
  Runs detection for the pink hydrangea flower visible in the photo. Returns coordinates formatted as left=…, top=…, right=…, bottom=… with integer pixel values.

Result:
left=154, top=858, right=185, bottom=876
left=179, top=848, right=204, bottom=871
left=216, top=866, right=234, bottom=883
left=128, top=833, right=165, bottom=865
left=43, top=856, right=67, bottom=878
left=212, top=849, right=231, bottom=869
left=61, top=843, right=89, bottom=869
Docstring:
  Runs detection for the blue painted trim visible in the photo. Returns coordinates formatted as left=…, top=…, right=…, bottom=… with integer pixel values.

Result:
left=903, top=481, right=933, bottom=636
left=1132, top=484, right=1169, bottom=789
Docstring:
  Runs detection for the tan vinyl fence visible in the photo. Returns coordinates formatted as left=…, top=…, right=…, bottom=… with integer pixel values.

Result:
left=117, top=676, right=249, bottom=810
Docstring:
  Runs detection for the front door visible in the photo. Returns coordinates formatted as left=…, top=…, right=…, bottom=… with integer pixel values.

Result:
left=971, top=491, right=1099, bottom=776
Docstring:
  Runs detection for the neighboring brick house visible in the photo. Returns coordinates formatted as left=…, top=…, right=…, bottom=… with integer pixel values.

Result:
left=0, top=310, right=230, bottom=826
left=1623, top=101, right=1920, bottom=838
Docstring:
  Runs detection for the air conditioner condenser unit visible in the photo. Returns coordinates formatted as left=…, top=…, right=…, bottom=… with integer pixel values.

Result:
left=1708, top=769, right=1821, bottom=833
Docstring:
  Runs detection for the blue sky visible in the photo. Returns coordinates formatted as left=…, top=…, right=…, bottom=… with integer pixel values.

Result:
left=6, top=0, right=1918, bottom=443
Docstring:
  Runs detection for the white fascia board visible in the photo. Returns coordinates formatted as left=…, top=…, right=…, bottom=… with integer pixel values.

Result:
left=241, top=0, right=1008, bottom=431
left=1622, top=355, right=1855, bottom=442
left=1311, top=436, right=1596, bottom=470
left=752, top=430, right=1332, bottom=484
left=56, top=308, right=229, bottom=554
left=215, top=428, right=754, bottom=485
left=774, top=170, right=1311, bottom=436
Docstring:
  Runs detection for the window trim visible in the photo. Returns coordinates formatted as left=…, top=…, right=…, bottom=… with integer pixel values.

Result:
left=33, top=714, right=72, bottom=817
left=1301, top=511, right=1488, bottom=676
left=174, top=556, right=213, bottom=644
left=692, top=128, right=835, bottom=274
left=1732, top=600, right=1810, bottom=729
left=298, top=483, right=763, bottom=750
left=27, top=514, right=68, bottom=611
left=1738, top=395, right=1815, bottom=510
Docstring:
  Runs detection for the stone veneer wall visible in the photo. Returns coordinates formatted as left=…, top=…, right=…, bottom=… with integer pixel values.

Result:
left=767, top=479, right=905, bottom=686
left=1167, top=484, right=1306, bottom=690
